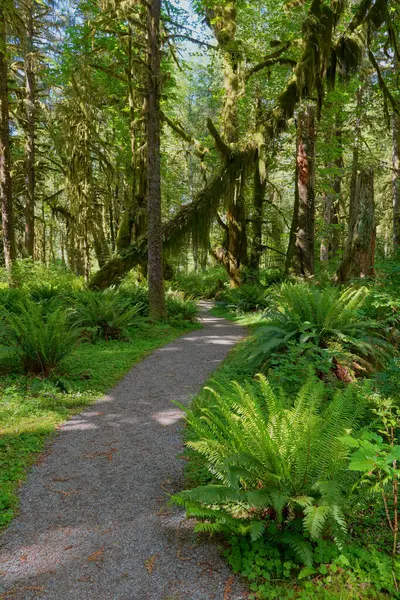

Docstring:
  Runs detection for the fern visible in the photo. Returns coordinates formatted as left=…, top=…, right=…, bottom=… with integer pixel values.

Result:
left=252, top=283, right=393, bottom=374
left=72, top=289, right=143, bottom=340
left=0, top=298, right=81, bottom=376
left=173, top=376, right=364, bottom=564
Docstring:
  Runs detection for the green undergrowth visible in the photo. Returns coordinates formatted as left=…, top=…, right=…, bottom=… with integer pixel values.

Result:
left=181, top=331, right=400, bottom=599
left=0, top=319, right=199, bottom=530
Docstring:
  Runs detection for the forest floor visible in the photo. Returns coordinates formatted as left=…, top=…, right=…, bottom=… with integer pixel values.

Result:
left=0, top=303, right=248, bottom=600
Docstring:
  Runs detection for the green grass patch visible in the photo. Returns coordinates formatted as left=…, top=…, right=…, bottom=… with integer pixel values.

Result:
left=0, top=319, right=199, bottom=530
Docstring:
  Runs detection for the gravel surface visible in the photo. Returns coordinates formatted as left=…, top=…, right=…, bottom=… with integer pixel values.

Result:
left=0, top=303, right=249, bottom=600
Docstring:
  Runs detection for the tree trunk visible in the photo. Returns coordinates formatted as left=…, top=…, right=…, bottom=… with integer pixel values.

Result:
left=336, top=169, right=376, bottom=282
left=285, top=169, right=300, bottom=274
left=0, top=11, right=16, bottom=271
left=249, top=152, right=266, bottom=271
left=24, top=1, right=36, bottom=258
left=294, top=103, right=316, bottom=275
left=393, top=112, right=400, bottom=249
left=146, top=0, right=166, bottom=318
left=207, top=1, right=248, bottom=287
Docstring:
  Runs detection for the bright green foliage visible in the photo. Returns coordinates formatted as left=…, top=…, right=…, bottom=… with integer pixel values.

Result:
left=342, top=395, right=400, bottom=559
left=253, top=284, right=393, bottom=372
left=72, top=289, right=143, bottom=341
left=0, top=299, right=81, bottom=376
left=165, top=291, right=198, bottom=322
left=217, top=284, right=270, bottom=314
left=224, top=534, right=396, bottom=598
left=173, top=376, right=364, bottom=565
left=171, top=267, right=228, bottom=299
left=9, top=260, right=85, bottom=292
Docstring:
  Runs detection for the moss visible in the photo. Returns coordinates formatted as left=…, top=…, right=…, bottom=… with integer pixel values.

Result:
left=336, top=35, right=364, bottom=79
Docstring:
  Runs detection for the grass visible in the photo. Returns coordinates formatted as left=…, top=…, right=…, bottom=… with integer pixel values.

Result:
left=0, top=318, right=199, bottom=530
left=210, top=304, right=265, bottom=327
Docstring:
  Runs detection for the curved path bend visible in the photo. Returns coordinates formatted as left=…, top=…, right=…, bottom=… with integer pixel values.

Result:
left=0, top=303, right=248, bottom=600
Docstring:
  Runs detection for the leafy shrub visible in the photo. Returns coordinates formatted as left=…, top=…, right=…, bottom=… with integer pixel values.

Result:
left=266, top=341, right=342, bottom=392
left=72, top=289, right=143, bottom=340
left=28, top=282, right=68, bottom=306
left=10, top=259, right=84, bottom=291
left=0, top=288, right=27, bottom=313
left=253, top=284, right=393, bottom=376
left=0, top=299, right=81, bottom=376
left=224, top=534, right=397, bottom=598
left=173, top=376, right=364, bottom=566
left=217, top=283, right=270, bottom=314
left=259, top=267, right=284, bottom=287
left=117, top=283, right=149, bottom=316
left=172, top=267, right=228, bottom=299
left=166, top=290, right=198, bottom=322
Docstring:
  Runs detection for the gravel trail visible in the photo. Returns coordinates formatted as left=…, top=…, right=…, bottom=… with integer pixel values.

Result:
left=0, top=303, right=248, bottom=600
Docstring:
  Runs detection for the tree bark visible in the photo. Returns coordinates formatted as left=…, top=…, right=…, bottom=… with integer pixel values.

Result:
left=336, top=169, right=376, bottom=282
left=393, top=112, right=400, bottom=249
left=249, top=152, right=266, bottom=271
left=205, top=1, right=248, bottom=287
left=320, top=117, right=343, bottom=262
left=0, top=11, right=16, bottom=271
left=24, top=0, right=36, bottom=258
left=294, top=103, right=316, bottom=275
left=146, top=0, right=166, bottom=318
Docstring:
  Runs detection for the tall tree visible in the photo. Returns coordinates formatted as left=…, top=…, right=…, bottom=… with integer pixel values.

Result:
left=0, top=4, right=16, bottom=271
left=336, top=168, right=376, bottom=282
left=23, top=0, right=37, bottom=257
left=286, top=103, right=316, bottom=276
left=146, top=0, right=166, bottom=318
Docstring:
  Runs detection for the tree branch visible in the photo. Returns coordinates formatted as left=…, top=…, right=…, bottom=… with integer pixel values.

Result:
left=207, top=118, right=231, bottom=157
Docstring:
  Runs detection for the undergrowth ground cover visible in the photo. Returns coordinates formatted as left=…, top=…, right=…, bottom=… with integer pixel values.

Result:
left=176, top=266, right=400, bottom=599
left=0, top=264, right=200, bottom=530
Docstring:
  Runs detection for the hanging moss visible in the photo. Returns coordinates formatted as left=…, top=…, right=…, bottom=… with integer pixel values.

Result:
left=336, top=34, right=364, bottom=79
left=368, top=0, right=387, bottom=29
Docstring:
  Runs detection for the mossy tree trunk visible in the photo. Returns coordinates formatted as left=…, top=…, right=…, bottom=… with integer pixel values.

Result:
left=294, top=103, right=316, bottom=276
left=249, top=152, right=266, bottom=271
left=146, top=0, right=166, bottom=318
left=24, top=0, right=36, bottom=259
left=0, top=10, right=16, bottom=271
left=320, top=119, right=343, bottom=261
left=336, top=168, right=376, bottom=282
left=393, top=112, right=400, bottom=249
left=206, top=1, right=248, bottom=287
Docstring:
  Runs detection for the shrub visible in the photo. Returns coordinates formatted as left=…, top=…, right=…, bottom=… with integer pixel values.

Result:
left=117, top=283, right=149, bottom=316
left=173, top=376, right=364, bottom=566
left=0, top=299, right=81, bottom=376
left=166, top=290, right=198, bottom=321
left=253, top=284, right=393, bottom=377
left=0, top=288, right=27, bottom=313
left=217, top=283, right=270, bottom=314
left=172, top=267, right=228, bottom=299
left=72, top=289, right=143, bottom=340
left=11, top=259, right=84, bottom=291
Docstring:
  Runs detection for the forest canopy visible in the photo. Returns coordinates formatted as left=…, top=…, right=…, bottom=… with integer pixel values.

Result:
left=0, top=0, right=399, bottom=311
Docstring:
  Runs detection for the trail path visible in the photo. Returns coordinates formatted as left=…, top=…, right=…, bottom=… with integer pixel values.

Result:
left=0, top=303, right=248, bottom=600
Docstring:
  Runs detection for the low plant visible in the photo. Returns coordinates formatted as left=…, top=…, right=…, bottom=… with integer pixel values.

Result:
left=217, top=283, right=270, bottom=314
left=117, top=283, right=149, bottom=315
left=72, top=289, right=143, bottom=340
left=253, top=284, right=393, bottom=377
left=172, top=267, right=228, bottom=299
left=166, top=290, right=198, bottom=322
left=0, top=299, right=81, bottom=376
left=173, top=376, right=364, bottom=566
left=342, top=395, right=400, bottom=561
